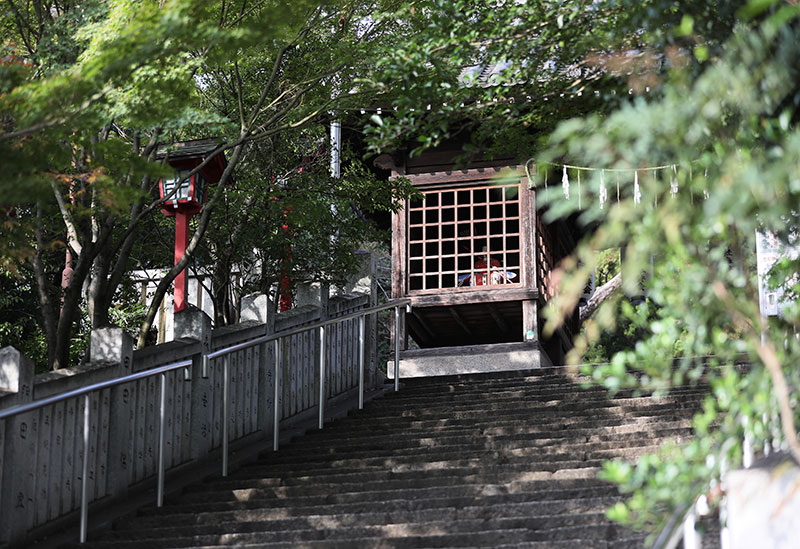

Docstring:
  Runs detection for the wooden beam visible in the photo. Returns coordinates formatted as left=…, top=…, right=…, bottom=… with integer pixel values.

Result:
left=486, top=303, right=510, bottom=334
left=448, top=308, right=474, bottom=338
left=411, top=287, right=538, bottom=308
left=404, top=166, right=524, bottom=187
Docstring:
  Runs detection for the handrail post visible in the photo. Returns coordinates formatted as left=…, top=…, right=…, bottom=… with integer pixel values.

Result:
left=682, top=507, right=700, bottom=549
left=394, top=305, right=400, bottom=392
left=319, top=325, right=326, bottom=429
left=222, top=355, right=230, bottom=477
left=358, top=315, right=365, bottom=409
left=79, top=393, right=91, bottom=543
left=273, top=338, right=281, bottom=451
left=156, top=372, right=167, bottom=507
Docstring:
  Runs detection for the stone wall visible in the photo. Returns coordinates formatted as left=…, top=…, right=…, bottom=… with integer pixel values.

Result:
left=0, top=292, right=375, bottom=545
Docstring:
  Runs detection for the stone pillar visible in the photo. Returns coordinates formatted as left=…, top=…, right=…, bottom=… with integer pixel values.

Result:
left=0, top=346, right=34, bottom=397
left=241, top=293, right=277, bottom=440
left=295, top=282, right=323, bottom=309
left=90, top=328, right=135, bottom=499
left=174, top=308, right=213, bottom=461
left=348, top=251, right=380, bottom=389
left=726, top=453, right=800, bottom=548
left=240, top=293, right=275, bottom=325
left=0, top=346, right=35, bottom=543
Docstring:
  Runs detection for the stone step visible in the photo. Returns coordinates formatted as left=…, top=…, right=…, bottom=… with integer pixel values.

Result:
left=174, top=473, right=621, bottom=507
left=296, top=415, right=695, bottom=440
left=141, top=484, right=614, bottom=518
left=124, top=495, right=621, bottom=530
left=338, top=394, right=704, bottom=415
left=184, top=473, right=609, bottom=498
left=310, top=409, right=696, bottom=435
left=350, top=396, right=706, bottom=418
left=239, top=445, right=676, bottom=476
left=368, top=385, right=708, bottom=407
left=102, top=512, right=613, bottom=543
left=131, top=491, right=621, bottom=530
left=393, top=376, right=706, bottom=397
left=268, top=427, right=692, bottom=457
left=227, top=461, right=598, bottom=485
left=239, top=443, right=665, bottom=472
left=72, top=528, right=538, bottom=548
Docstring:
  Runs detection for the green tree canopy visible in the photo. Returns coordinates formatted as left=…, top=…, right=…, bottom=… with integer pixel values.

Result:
left=535, top=1, right=800, bottom=537
left=0, top=0, right=415, bottom=368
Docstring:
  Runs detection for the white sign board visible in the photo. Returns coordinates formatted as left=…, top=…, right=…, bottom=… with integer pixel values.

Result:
left=756, top=230, right=797, bottom=317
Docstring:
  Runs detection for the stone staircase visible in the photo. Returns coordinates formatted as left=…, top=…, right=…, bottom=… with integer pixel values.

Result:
left=69, top=367, right=710, bottom=548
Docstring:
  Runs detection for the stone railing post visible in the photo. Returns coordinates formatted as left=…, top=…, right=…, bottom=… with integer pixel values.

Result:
left=0, top=346, right=35, bottom=543
left=174, top=308, right=213, bottom=462
left=89, top=328, right=134, bottom=500
left=241, top=294, right=275, bottom=440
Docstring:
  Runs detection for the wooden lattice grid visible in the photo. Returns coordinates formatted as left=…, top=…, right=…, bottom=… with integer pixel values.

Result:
left=407, top=183, right=523, bottom=292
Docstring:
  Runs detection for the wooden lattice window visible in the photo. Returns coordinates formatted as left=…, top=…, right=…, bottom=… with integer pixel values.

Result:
left=407, top=183, right=522, bottom=292
left=536, top=215, right=554, bottom=300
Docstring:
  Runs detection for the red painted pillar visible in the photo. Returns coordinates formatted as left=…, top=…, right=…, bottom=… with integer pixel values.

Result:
left=174, top=211, right=191, bottom=312
left=278, top=213, right=293, bottom=312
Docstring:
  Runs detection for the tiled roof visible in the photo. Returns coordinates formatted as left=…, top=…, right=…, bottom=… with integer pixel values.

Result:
left=156, top=138, right=223, bottom=160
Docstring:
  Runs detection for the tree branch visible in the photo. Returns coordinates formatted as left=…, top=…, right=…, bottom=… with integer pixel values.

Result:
left=580, top=272, right=621, bottom=323
left=710, top=279, right=800, bottom=464
left=48, top=178, right=82, bottom=256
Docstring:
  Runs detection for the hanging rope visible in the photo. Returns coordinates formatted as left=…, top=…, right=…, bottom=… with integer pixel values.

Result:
left=525, top=160, right=708, bottom=207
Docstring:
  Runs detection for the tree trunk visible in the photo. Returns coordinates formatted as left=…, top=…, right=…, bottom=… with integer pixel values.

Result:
left=88, top=245, right=111, bottom=329
left=33, top=205, right=58, bottom=368
left=579, top=272, right=622, bottom=324
left=52, top=241, right=95, bottom=370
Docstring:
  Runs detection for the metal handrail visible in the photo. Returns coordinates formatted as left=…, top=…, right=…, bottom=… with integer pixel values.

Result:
left=0, top=297, right=411, bottom=543
left=205, top=298, right=411, bottom=473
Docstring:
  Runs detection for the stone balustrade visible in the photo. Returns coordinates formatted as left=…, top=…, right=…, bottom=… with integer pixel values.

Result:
left=0, top=290, right=377, bottom=545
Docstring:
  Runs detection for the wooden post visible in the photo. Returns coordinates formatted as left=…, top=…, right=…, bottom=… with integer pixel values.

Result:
left=522, top=300, right=538, bottom=345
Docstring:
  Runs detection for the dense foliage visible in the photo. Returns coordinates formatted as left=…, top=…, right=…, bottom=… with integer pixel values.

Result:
left=362, top=0, right=799, bottom=541
left=536, top=1, right=800, bottom=537
left=0, top=0, right=416, bottom=367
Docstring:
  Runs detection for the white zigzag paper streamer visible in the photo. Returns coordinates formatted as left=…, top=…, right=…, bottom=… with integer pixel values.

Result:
left=599, top=170, right=607, bottom=209
left=670, top=165, right=679, bottom=197
left=562, top=165, right=570, bottom=200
